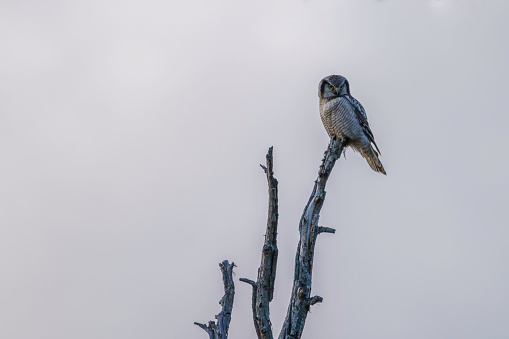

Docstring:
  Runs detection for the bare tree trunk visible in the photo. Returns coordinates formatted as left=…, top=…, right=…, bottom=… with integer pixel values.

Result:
left=240, top=146, right=279, bottom=339
left=194, top=260, right=236, bottom=339
left=278, top=137, right=344, bottom=339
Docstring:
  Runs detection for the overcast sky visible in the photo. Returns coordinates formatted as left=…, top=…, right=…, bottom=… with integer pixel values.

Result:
left=1, top=0, right=508, bottom=338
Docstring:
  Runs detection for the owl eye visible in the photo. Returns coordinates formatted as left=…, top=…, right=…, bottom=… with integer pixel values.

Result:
left=328, top=84, right=334, bottom=91
left=340, top=85, right=345, bottom=91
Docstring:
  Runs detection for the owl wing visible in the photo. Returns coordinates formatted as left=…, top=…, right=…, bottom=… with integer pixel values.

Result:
left=345, top=95, right=382, bottom=155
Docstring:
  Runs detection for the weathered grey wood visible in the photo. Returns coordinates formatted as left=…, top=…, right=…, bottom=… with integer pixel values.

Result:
left=278, top=137, right=344, bottom=339
left=194, top=260, right=236, bottom=339
left=240, top=146, right=279, bottom=339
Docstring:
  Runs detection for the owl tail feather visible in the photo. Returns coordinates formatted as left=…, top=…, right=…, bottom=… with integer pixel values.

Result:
left=362, top=146, right=386, bottom=175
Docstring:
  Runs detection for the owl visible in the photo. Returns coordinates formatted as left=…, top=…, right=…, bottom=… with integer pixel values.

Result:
left=319, top=75, right=386, bottom=175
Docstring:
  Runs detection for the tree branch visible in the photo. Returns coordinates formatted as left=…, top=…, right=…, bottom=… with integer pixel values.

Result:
left=195, top=260, right=236, bottom=339
left=317, top=226, right=336, bottom=234
left=278, top=137, right=345, bottom=339
left=240, top=146, right=279, bottom=339
left=193, top=321, right=216, bottom=339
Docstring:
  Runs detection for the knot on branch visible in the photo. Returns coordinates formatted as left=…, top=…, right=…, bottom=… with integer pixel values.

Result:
left=263, top=243, right=274, bottom=253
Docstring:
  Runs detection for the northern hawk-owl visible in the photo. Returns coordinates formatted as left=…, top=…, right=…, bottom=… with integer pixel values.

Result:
left=319, top=75, right=386, bottom=175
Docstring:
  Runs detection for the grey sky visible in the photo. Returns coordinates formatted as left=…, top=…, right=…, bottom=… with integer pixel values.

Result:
left=1, top=0, right=508, bottom=338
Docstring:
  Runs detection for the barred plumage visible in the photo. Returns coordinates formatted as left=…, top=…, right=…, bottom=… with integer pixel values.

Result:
left=318, top=75, right=386, bottom=175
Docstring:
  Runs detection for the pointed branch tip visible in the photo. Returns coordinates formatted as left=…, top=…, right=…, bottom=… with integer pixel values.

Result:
left=194, top=322, right=211, bottom=334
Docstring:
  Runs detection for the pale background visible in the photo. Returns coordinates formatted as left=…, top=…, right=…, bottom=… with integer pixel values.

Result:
left=1, top=0, right=508, bottom=338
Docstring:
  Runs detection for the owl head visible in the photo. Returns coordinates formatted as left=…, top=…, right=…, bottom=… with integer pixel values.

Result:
left=318, top=75, right=350, bottom=99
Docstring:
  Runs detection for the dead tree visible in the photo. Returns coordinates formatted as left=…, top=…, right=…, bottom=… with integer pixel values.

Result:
left=195, top=138, right=345, bottom=339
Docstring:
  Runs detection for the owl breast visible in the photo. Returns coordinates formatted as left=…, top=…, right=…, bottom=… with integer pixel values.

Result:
left=320, top=97, right=364, bottom=142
